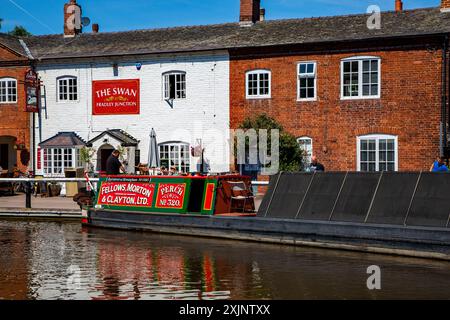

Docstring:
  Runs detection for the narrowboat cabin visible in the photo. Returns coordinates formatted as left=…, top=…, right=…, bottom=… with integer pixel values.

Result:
left=83, top=174, right=256, bottom=226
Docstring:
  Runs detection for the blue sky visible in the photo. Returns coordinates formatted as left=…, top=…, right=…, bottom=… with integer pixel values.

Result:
left=0, top=0, right=441, bottom=35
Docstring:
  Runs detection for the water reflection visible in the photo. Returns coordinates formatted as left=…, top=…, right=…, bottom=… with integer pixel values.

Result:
left=93, top=238, right=231, bottom=300
left=0, top=221, right=449, bottom=300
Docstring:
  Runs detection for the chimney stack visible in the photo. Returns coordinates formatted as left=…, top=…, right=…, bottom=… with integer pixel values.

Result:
left=92, top=23, right=99, bottom=33
left=395, top=0, right=403, bottom=12
left=442, top=0, right=450, bottom=12
left=240, top=0, right=261, bottom=26
left=64, top=0, right=82, bottom=37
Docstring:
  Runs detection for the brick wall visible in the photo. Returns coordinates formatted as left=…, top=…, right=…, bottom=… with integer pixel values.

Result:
left=442, top=0, right=450, bottom=11
left=0, top=46, right=31, bottom=172
left=230, top=39, right=445, bottom=172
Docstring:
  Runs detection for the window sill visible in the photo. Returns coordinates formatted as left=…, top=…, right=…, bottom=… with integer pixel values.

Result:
left=246, top=96, right=271, bottom=100
left=297, top=98, right=317, bottom=102
left=57, top=100, right=80, bottom=104
left=341, top=96, right=380, bottom=101
left=0, top=102, right=18, bottom=105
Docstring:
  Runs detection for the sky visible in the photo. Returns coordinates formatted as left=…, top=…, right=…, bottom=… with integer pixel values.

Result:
left=0, top=0, right=442, bottom=35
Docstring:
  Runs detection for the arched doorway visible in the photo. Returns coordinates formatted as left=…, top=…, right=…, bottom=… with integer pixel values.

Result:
left=97, top=144, right=114, bottom=173
left=0, top=136, right=17, bottom=172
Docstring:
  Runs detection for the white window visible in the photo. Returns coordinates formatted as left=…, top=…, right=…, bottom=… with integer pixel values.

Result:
left=0, top=78, right=17, bottom=103
left=357, top=135, right=398, bottom=172
left=341, top=57, right=380, bottom=99
left=297, top=137, right=313, bottom=165
left=43, top=148, right=82, bottom=176
left=163, top=72, right=186, bottom=100
left=246, top=70, right=271, bottom=99
left=57, top=76, right=78, bottom=101
left=159, top=142, right=190, bottom=173
left=298, top=62, right=316, bottom=100
left=76, top=148, right=82, bottom=168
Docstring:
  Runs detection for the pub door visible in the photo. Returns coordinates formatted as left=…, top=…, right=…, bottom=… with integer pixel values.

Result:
left=100, top=148, right=114, bottom=172
left=0, top=144, right=8, bottom=170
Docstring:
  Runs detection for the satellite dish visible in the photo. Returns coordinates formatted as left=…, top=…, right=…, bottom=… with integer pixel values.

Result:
left=81, top=17, right=91, bottom=27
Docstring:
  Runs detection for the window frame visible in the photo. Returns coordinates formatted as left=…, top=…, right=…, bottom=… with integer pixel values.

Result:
left=297, top=62, right=317, bottom=101
left=245, top=69, right=272, bottom=100
left=57, top=76, right=79, bottom=103
left=356, top=134, right=398, bottom=172
left=162, top=71, right=187, bottom=100
left=42, top=147, right=83, bottom=176
left=158, top=142, right=191, bottom=173
left=297, top=136, right=313, bottom=165
left=341, top=56, right=381, bottom=100
left=0, top=77, right=18, bottom=104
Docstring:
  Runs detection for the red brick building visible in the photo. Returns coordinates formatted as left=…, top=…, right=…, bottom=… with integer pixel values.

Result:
left=231, top=0, right=450, bottom=172
left=0, top=34, right=32, bottom=173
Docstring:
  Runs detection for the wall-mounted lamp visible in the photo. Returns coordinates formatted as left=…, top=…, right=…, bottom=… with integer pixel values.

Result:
left=14, top=143, right=25, bottom=150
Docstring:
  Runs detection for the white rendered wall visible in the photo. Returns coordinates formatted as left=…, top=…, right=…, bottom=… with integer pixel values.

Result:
left=35, top=51, right=230, bottom=175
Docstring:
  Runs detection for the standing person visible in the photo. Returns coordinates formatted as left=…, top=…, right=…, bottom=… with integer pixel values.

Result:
left=430, top=156, right=449, bottom=172
left=307, top=155, right=325, bottom=172
left=106, top=150, right=125, bottom=175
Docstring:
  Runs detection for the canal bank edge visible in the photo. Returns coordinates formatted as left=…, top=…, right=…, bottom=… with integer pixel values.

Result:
left=0, top=208, right=82, bottom=219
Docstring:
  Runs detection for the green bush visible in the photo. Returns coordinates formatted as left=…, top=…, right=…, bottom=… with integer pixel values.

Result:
left=237, top=114, right=302, bottom=172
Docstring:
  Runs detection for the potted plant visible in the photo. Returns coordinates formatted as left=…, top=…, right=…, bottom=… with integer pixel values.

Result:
left=80, top=147, right=96, bottom=173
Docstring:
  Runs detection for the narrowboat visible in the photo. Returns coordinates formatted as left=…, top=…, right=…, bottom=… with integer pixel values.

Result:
left=83, top=172, right=450, bottom=261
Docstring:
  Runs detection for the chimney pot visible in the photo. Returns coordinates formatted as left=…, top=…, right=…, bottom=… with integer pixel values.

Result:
left=240, top=0, right=261, bottom=25
left=92, top=23, right=99, bottom=33
left=395, top=0, right=403, bottom=12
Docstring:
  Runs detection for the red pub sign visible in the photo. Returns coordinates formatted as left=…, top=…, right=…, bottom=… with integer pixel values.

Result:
left=155, top=183, right=187, bottom=209
left=92, top=79, right=140, bottom=115
left=97, top=182, right=155, bottom=207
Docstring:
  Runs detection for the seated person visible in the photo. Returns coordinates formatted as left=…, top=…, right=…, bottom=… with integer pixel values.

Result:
left=430, top=157, right=449, bottom=172
left=169, top=166, right=179, bottom=176
left=159, top=166, right=169, bottom=176
left=136, top=163, right=150, bottom=175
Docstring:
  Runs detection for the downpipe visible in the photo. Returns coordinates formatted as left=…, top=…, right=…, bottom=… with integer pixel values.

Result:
left=441, top=35, right=448, bottom=157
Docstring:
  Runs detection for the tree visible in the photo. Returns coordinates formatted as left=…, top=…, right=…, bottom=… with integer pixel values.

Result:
left=236, top=113, right=303, bottom=173
left=8, top=26, right=32, bottom=37
left=0, top=18, right=3, bottom=30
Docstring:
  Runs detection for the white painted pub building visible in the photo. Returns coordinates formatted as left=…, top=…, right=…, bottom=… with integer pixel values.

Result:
left=28, top=1, right=230, bottom=176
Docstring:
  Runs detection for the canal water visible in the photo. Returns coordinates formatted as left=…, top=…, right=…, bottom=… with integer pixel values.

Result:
left=0, top=220, right=449, bottom=300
